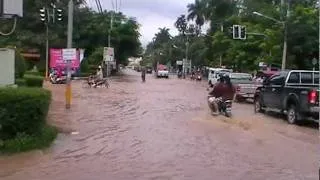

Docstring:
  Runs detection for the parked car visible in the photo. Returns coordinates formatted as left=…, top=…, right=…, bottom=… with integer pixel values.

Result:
left=207, top=67, right=233, bottom=85
left=254, top=70, right=319, bottom=124
left=229, top=73, right=261, bottom=102
left=156, top=64, right=169, bottom=78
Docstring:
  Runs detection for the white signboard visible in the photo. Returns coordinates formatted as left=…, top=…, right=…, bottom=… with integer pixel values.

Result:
left=0, top=48, right=15, bottom=86
left=104, top=47, right=114, bottom=62
left=258, top=62, right=267, bottom=67
left=62, top=48, right=77, bottom=61
left=176, top=61, right=183, bottom=65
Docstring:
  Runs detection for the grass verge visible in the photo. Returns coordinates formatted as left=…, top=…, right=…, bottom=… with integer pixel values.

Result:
left=0, top=125, right=58, bottom=154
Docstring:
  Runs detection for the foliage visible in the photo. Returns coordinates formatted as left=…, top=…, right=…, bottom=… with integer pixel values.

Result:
left=0, top=125, right=57, bottom=154
left=144, top=0, right=319, bottom=71
left=0, top=1, right=141, bottom=73
left=15, top=78, right=26, bottom=87
left=175, top=15, right=188, bottom=35
left=0, top=87, right=51, bottom=140
left=14, top=49, right=27, bottom=79
left=23, top=75, right=44, bottom=87
left=24, top=71, right=43, bottom=77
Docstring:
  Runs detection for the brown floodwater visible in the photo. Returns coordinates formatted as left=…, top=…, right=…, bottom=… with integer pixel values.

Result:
left=0, top=69, right=318, bottom=180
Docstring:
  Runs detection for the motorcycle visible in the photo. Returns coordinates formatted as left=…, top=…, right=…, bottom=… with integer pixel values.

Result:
left=50, top=73, right=66, bottom=84
left=190, top=74, right=195, bottom=80
left=207, top=96, right=232, bottom=117
left=196, top=74, right=202, bottom=81
left=177, top=72, right=182, bottom=78
left=92, top=78, right=109, bottom=88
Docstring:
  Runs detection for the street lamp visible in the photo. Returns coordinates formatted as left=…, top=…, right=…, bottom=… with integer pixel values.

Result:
left=253, top=11, right=287, bottom=70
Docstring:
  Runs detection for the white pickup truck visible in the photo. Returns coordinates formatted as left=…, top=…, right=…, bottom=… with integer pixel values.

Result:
left=230, top=73, right=261, bottom=102
left=156, top=64, right=169, bottom=78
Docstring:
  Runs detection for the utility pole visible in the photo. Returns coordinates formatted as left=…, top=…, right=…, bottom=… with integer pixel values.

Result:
left=281, top=0, right=288, bottom=70
left=220, top=24, right=224, bottom=67
left=65, top=0, right=73, bottom=109
left=105, top=11, right=114, bottom=77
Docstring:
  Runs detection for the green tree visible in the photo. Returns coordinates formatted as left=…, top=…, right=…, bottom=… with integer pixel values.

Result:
left=187, top=0, right=206, bottom=30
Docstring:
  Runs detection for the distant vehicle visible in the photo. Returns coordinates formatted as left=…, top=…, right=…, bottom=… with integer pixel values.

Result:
left=254, top=70, right=320, bottom=124
left=230, top=73, right=260, bottom=102
left=146, top=67, right=152, bottom=74
left=156, top=64, right=169, bottom=78
left=207, top=68, right=233, bottom=85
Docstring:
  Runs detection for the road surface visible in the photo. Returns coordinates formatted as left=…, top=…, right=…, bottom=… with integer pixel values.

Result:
left=0, top=69, right=318, bottom=180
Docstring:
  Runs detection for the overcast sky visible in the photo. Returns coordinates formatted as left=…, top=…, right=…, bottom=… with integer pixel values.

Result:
left=87, top=0, right=195, bottom=47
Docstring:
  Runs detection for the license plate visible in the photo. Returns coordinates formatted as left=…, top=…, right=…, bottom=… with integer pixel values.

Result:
left=226, top=108, right=231, bottom=112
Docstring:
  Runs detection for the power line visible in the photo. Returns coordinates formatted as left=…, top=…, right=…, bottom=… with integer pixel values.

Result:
left=94, top=0, right=102, bottom=13
left=111, top=0, right=115, bottom=11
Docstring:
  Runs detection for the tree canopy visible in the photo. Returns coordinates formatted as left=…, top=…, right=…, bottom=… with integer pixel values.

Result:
left=0, top=1, right=142, bottom=73
left=144, top=0, right=319, bottom=72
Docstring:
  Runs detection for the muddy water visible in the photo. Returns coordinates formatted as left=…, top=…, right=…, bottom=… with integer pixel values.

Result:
left=0, top=69, right=318, bottom=180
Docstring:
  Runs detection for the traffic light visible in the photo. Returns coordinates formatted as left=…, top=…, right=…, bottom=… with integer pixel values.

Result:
left=232, top=25, right=240, bottom=39
left=240, top=26, right=246, bottom=40
left=39, top=7, right=46, bottom=22
left=56, top=8, right=62, bottom=21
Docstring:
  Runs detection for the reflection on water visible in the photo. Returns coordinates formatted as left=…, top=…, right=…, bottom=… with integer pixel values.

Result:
left=0, top=70, right=317, bottom=180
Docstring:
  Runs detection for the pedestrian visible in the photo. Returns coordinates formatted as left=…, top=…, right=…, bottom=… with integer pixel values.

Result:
left=141, top=66, right=146, bottom=82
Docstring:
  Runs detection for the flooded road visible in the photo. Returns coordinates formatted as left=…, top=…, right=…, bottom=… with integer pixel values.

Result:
left=0, top=69, right=318, bottom=180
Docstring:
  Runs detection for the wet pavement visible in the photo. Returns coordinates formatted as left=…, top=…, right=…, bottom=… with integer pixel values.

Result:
left=0, top=69, right=318, bottom=180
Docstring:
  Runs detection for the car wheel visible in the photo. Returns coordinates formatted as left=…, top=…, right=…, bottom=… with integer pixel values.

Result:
left=287, top=105, right=299, bottom=124
left=254, top=97, right=264, bottom=113
left=236, top=96, right=245, bottom=103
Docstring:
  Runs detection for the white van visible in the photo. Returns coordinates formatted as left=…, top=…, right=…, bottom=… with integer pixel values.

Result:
left=207, top=68, right=233, bottom=85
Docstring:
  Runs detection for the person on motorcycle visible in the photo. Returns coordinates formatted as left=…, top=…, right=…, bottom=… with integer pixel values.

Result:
left=222, top=74, right=236, bottom=101
left=93, top=66, right=103, bottom=87
left=208, top=74, right=236, bottom=114
left=191, top=70, right=195, bottom=80
left=208, top=75, right=225, bottom=115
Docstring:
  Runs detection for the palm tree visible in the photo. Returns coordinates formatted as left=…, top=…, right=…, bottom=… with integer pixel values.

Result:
left=174, top=15, right=188, bottom=35
left=155, top=27, right=171, bottom=44
left=187, top=0, right=206, bottom=30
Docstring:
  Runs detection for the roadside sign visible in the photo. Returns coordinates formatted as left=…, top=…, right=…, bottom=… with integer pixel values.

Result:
left=62, top=48, right=77, bottom=61
left=104, top=47, right=114, bottom=62
left=176, top=61, right=183, bottom=65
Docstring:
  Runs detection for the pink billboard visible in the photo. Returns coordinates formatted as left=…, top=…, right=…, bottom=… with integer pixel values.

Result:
left=50, top=48, right=80, bottom=68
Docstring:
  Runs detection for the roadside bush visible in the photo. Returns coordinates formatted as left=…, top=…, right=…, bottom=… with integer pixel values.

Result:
left=25, top=71, right=43, bottom=77
left=15, top=78, right=26, bottom=87
left=0, top=87, right=51, bottom=140
left=24, top=75, right=44, bottom=87
left=80, top=72, right=91, bottom=77
left=14, top=49, right=27, bottom=78
left=0, top=125, right=57, bottom=154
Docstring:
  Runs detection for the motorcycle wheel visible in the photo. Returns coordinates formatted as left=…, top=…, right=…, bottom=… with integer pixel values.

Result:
left=225, top=112, right=232, bottom=117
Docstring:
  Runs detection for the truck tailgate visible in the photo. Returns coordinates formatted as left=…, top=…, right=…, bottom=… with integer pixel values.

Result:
left=237, top=83, right=261, bottom=95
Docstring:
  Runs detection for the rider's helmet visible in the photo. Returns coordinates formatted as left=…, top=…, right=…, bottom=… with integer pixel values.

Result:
left=219, top=73, right=225, bottom=83
left=223, top=73, right=230, bottom=82
left=98, top=65, right=102, bottom=69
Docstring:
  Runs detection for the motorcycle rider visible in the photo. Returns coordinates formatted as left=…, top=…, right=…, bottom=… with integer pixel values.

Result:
left=208, top=75, right=225, bottom=114
left=93, top=66, right=103, bottom=87
left=223, top=74, right=236, bottom=101
left=208, top=74, right=236, bottom=114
